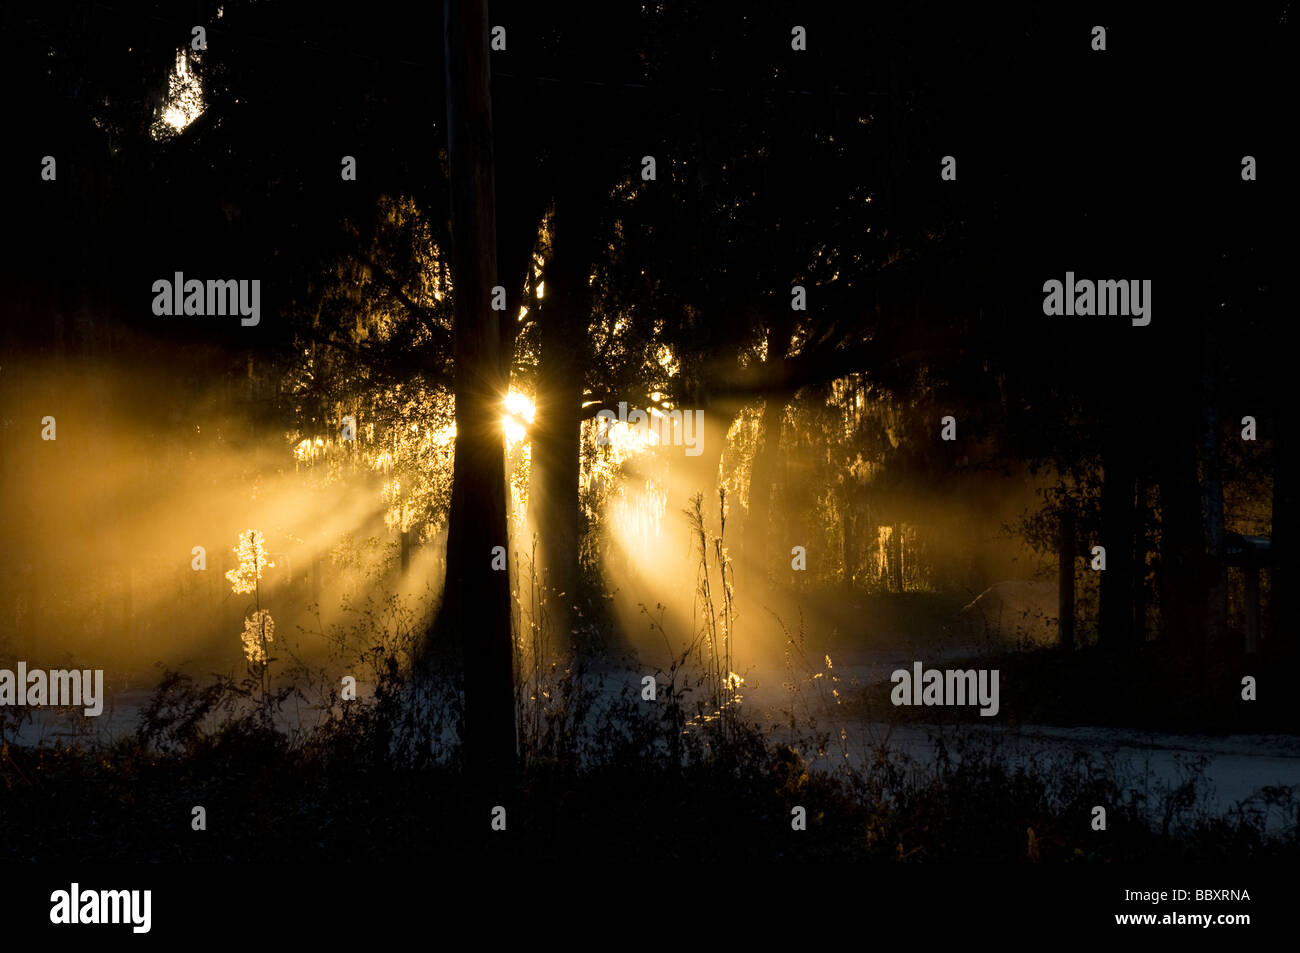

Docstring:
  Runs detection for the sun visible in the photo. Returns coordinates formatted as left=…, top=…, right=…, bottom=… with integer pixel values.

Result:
left=502, top=389, right=535, bottom=446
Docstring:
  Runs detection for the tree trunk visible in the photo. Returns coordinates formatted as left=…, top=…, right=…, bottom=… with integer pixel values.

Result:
left=1199, top=323, right=1229, bottom=671
left=841, top=486, right=857, bottom=593
left=1058, top=510, right=1075, bottom=652
left=532, top=187, right=599, bottom=653
left=744, top=392, right=787, bottom=581
left=1244, top=567, right=1260, bottom=656
left=1099, top=441, right=1135, bottom=650
left=1273, top=408, right=1295, bottom=662
left=1133, top=475, right=1147, bottom=644
left=1156, top=421, right=1206, bottom=665
left=888, top=523, right=903, bottom=593
left=430, top=0, right=515, bottom=777
left=742, top=312, right=795, bottom=579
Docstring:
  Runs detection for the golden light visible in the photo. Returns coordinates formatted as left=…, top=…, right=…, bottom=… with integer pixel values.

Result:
left=293, top=436, right=327, bottom=464
left=589, top=417, right=655, bottom=461
left=607, top=477, right=668, bottom=548
left=503, top=389, right=536, bottom=447
left=225, top=529, right=274, bottom=595
left=656, top=345, right=679, bottom=376
left=153, top=49, right=205, bottom=139
left=241, top=610, right=275, bottom=665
